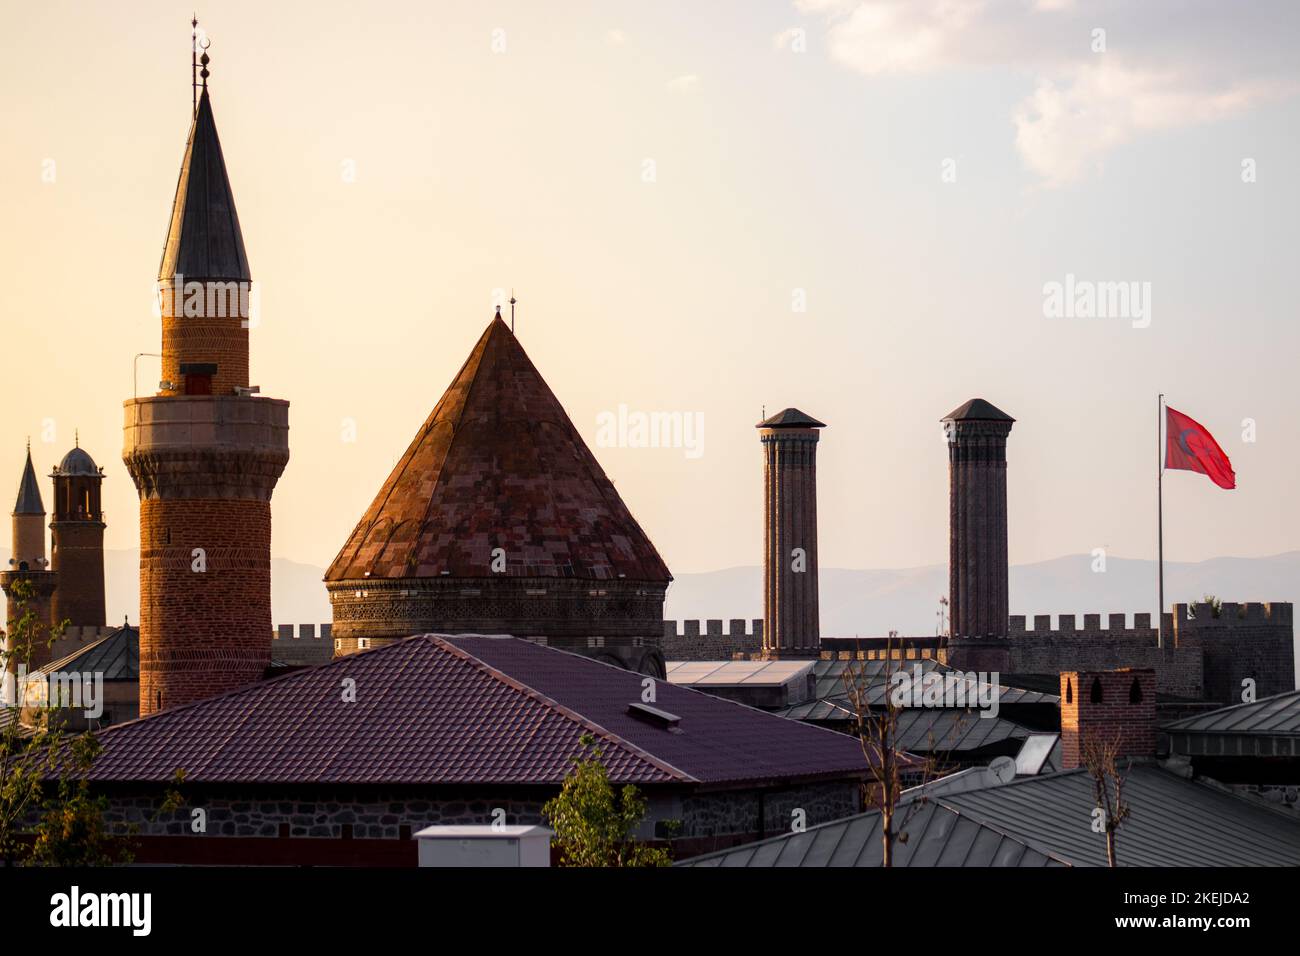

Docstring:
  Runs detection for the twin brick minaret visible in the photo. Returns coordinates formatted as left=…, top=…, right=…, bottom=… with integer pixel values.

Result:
left=944, top=398, right=1014, bottom=671
left=124, top=78, right=289, bottom=716
left=1, top=446, right=58, bottom=669
left=2, top=441, right=108, bottom=670
left=758, top=408, right=825, bottom=658
left=49, top=442, right=107, bottom=629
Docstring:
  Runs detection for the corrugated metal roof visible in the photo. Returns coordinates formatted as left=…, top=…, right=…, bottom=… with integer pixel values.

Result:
left=40, top=626, right=138, bottom=681
left=680, top=764, right=1300, bottom=867
left=810, top=659, right=1058, bottom=707
left=940, top=766, right=1300, bottom=867
left=680, top=798, right=1068, bottom=868
left=80, top=634, right=868, bottom=788
left=666, top=660, right=815, bottom=687
left=1163, top=690, right=1300, bottom=736
left=771, top=701, right=1030, bottom=754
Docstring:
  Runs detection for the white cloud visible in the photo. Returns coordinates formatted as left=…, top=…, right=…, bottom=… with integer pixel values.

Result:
left=773, top=27, right=806, bottom=51
left=795, top=0, right=1296, bottom=185
left=606, top=29, right=626, bottom=46
left=667, top=74, right=699, bottom=93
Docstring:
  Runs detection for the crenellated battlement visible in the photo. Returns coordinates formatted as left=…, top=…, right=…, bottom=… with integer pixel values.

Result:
left=662, top=618, right=763, bottom=661
left=663, top=619, right=763, bottom=640
left=1172, top=601, right=1293, bottom=625
left=1005, top=601, right=1294, bottom=704
left=1010, top=612, right=1156, bottom=635
left=270, top=623, right=333, bottom=667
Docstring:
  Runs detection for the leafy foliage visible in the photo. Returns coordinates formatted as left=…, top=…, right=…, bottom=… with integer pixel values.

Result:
left=542, top=734, right=672, bottom=867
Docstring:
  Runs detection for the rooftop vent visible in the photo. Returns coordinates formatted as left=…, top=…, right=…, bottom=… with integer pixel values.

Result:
left=626, top=702, right=682, bottom=732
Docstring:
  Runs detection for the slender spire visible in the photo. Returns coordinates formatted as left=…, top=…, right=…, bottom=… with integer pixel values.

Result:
left=192, top=16, right=199, bottom=117
left=509, top=291, right=517, bottom=333
left=13, top=444, right=44, bottom=516
left=159, top=55, right=251, bottom=283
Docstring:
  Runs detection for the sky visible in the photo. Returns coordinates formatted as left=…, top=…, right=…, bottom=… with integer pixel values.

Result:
left=2, top=0, right=1298, bottom=587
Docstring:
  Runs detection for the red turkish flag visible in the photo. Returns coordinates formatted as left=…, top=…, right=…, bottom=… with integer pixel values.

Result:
left=1165, top=406, right=1236, bottom=489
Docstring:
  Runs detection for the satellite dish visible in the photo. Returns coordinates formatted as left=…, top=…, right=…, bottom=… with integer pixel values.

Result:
left=988, top=756, right=1016, bottom=785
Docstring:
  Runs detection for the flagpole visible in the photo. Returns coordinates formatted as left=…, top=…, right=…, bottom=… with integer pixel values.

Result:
left=1157, top=393, right=1165, bottom=648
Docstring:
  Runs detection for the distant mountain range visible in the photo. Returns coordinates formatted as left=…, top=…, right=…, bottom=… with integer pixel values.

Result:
left=666, top=552, right=1300, bottom=638
left=4, top=546, right=1297, bottom=644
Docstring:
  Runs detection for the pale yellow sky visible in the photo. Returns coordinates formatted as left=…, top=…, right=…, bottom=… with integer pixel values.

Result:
left=3, top=1, right=1298, bottom=583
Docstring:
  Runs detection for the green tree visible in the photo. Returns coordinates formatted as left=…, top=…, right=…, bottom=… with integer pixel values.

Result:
left=30, top=732, right=132, bottom=866
left=0, top=577, right=124, bottom=865
left=542, top=734, right=672, bottom=867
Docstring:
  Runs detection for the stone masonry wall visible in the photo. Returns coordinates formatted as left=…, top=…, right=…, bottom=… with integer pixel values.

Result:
left=84, top=779, right=859, bottom=846
left=662, top=619, right=763, bottom=661
left=1007, top=612, right=1203, bottom=699
left=1171, top=602, right=1295, bottom=704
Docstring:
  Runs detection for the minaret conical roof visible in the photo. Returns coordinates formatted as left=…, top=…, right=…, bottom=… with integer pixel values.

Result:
left=326, top=316, right=671, bottom=583
left=157, top=88, right=251, bottom=282
left=13, top=446, right=44, bottom=516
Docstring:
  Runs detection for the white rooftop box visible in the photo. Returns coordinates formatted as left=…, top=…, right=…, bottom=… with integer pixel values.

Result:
left=414, top=825, right=553, bottom=868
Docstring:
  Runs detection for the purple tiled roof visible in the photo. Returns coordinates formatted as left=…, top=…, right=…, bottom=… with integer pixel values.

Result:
left=85, top=635, right=869, bottom=788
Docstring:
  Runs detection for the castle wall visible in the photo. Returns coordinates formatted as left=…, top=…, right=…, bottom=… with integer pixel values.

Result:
left=1171, top=602, right=1295, bottom=704
left=1005, top=612, right=1203, bottom=699
left=661, top=619, right=763, bottom=661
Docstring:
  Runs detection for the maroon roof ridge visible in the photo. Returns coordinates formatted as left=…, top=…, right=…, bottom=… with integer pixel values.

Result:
left=91, top=632, right=408, bottom=738
left=431, top=635, right=697, bottom=783
left=325, top=315, right=672, bottom=583
left=325, top=321, right=495, bottom=578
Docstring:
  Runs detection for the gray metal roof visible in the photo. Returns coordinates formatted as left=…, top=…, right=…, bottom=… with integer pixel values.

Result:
left=756, top=408, right=826, bottom=429
left=680, top=764, right=1300, bottom=867
left=772, top=701, right=1030, bottom=754
left=158, top=88, right=251, bottom=282
left=53, top=445, right=100, bottom=477
left=1164, top=690, right=1300, bottom=758
left=12, top=447, right=43, bottom=515
left=1164, top=690, right=1300, bottom=736
left=666, top=659, right=815, bottom=688
left=942, top=398, right=1015, bottom=422
left=40, top=626, right=139, bottom=681
left=679, top=797, right=1069, bottom=868
left=810, top=658, right=1059, bottom=707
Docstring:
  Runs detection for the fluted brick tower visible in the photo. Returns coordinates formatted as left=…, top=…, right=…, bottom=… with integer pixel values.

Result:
left=1, top=445, right=57, bottom=671
left=49, top=440, right=106, bottom=629
left=944, top=398, right=1014, bottom=671
left=757, top=408, right=825, bottom=659
left=124, top=69, right=289, bottom=716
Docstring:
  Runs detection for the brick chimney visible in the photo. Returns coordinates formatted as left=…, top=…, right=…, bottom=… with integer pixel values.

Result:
left=1059, top=669, right=1156, bottom=770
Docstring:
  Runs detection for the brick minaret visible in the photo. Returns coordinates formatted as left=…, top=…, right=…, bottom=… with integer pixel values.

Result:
left=124, top=72, right=289, bottom=716
left=1, top=444, right=57, bottom=670
left=944, top=398, right=1014, bottom=671
left=49, top=440, right=106, bottom=629
left=757, top=408, right=825, bottom=658
left=1059, top=669, right=1156, bottom=769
